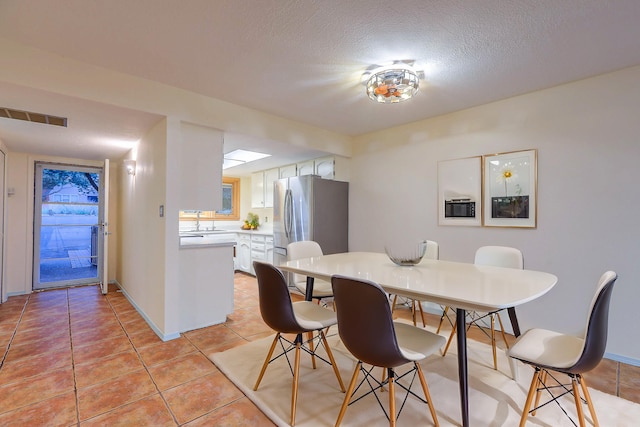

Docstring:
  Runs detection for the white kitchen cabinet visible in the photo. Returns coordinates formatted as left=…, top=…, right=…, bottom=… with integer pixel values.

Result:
left=237, top=234, right=251, bottom=273
left=251, top=171, right=265, bottom=208
left=264, top=168, right=279, bottom=208
left=235, top=232, right=274, bottom=275
left=252, top=168, right=279, bottom=208
left=297, top=160, right=315, bottom=176
left=279, top=164, right=297, bottom=178
left=314, top=156, right=335, bottom=179
left=266, top=236, right=274, bottom=264
left=249, top=234, right=266, bottom=275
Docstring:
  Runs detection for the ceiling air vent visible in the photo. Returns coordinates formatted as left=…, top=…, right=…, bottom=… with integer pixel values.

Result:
left=0, top=108, right=67, bottom=127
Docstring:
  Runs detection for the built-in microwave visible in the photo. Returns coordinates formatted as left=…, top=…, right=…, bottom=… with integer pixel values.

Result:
left=445, top=199, right=476, bottom=218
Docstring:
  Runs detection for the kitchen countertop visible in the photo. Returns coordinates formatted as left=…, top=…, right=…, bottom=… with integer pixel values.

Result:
left=179, top=228, right=273, bottom=249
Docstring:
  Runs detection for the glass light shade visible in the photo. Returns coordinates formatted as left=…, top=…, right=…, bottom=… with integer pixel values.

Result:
left=123, top=159, right=136, bottom=175
left=366, top=66, right=419, bottom=104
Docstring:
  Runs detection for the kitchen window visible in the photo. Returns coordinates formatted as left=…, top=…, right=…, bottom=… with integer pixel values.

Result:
left=179, top=176, right=240, bottom=221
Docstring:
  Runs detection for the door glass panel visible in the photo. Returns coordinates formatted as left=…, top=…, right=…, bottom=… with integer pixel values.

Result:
left=34, top=164, right=102, bottom=289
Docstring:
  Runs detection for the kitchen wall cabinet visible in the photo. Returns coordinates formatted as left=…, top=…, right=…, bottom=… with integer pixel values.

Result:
left=297, top=160, right=315, bottom=176
left=263, top=168, right=279, bottom=208
left=279, top=164, right=297, bottom=178
left=251, top=172, right=265, bottom=208
left=251, top=168, right=279, bottom=208
left=314, top=156, right=335, bottom=179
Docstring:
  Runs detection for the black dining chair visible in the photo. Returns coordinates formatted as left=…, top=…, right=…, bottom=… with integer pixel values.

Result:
left=331, top=275, right=445, bottom=426
left=508, top=271, right=617, bottom=427
left=252, top=261, right=346, bottom=426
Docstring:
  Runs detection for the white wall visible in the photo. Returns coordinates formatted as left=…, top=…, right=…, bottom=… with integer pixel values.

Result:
left=350, top=66, right=640, bottom=364
left=118, top=119, right=168, bottom=335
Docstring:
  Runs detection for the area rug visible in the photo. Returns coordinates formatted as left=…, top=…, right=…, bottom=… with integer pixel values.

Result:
left=211, top=328, right=640, bottom=426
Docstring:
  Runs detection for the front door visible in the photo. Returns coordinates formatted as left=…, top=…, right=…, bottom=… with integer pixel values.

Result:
left=33, top=163, right=106, bottom=290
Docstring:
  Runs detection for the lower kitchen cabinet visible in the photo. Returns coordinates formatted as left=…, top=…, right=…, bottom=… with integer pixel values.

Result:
left=235, top=232, right=275, bottom=275
left=237, top=234, right=251, bottom=273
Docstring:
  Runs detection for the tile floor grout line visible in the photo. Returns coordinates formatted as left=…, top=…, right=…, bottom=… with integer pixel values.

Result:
left=0, top=295, right=30, bottom=370
left=66, top=288, right=82, bottom=427
left=103, top=286, right=181, bottom=426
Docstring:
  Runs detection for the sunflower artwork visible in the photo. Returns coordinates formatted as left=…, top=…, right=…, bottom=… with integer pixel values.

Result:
left=485, top=150, right=537, bottom=224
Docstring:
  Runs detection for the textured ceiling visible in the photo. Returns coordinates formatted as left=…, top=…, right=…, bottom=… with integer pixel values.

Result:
left=1, top=0, right=640, bottom=167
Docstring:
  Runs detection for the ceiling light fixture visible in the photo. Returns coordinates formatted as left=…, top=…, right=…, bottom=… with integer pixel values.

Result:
left=123, top=159, right=136, bottom=176
left=365, top=63, right=420, bottom=104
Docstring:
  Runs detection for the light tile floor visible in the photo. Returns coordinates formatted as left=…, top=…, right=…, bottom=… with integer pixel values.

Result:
left=0, top=273, right=637, bottom=425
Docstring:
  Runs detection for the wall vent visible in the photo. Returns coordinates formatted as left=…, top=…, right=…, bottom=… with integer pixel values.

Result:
left=0, top=107, right=67, bottom=127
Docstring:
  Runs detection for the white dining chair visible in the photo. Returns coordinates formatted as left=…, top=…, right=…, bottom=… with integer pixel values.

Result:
left=390, top=240, right=439, bottom=327
left=287, top=240, right=333, bottom=304
left=441, top=246, right=523, bottom=373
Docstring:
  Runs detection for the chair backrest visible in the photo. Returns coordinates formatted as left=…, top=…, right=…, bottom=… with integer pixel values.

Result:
left=253, top=261, right=303, bottom=334
left=423, top=240, right=439, bottom=261
left=331, top=275, right=409, bottom=368
left=287, top=241, right=324, bottom=285
left=569, top=270, right=617, bottom=373
left=474, top=246, right=523, bottom=269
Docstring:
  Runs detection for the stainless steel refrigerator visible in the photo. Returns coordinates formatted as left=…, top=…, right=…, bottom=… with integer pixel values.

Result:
left=273, top=175, right=348, bottom=279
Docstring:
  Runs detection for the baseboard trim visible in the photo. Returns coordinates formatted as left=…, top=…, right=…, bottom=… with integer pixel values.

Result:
left=113, top=283, right=180, bottom=342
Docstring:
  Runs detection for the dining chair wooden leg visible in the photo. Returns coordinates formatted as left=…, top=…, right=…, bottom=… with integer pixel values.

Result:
left=531, top=369, right=548, bottom=416
left=319, top=331, right=346, bottom=392
left=335, top=362, right=362, bottom=427
left=254, top=333, right=280, bottom=390
left=571, top=375, right=587, bottom=427
left=442, top=321, right=457, bottom=356
left=391, top=295, right=399, bottom=312
left=416, top=362, right=440, bottom=427
left=579, top=376, right=600, bottom=427
left=291, top=342, right=302, bottom=426
left=519, top=368, right=541, bottom=427
left=417, top=300, right=426, bottom=328
left=388, top=368, right=396, bottom=427
left=307, top=331, right=317, bottom=369
left=436, top=306, right=449, bottom=334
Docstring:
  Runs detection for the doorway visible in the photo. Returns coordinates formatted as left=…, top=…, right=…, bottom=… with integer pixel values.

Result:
left=33, top=163, right=106, bottom=290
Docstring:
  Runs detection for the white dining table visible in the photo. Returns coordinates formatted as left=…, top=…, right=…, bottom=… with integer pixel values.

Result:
left=278, top=251, right=558, bottom=427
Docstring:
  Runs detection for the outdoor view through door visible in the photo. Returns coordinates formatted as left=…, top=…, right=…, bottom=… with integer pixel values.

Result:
left=34, top=163, right=105, bottom=290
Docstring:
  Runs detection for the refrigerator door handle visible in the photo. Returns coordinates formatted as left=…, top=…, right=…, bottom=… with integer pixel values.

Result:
left=284, top=189, right=293, bottom=240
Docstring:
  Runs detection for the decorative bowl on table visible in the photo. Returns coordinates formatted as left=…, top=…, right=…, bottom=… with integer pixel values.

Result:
left=385, top=240, right=428, bottom=266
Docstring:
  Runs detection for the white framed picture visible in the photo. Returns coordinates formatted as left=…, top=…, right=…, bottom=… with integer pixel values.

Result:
left=482, top=149, right=537, bottom=228
left=437, top=157, right=482, bottom=226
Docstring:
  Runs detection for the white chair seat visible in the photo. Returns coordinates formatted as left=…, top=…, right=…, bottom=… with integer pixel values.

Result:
left=508, top=328, right=584, bottom=369
left=507, top=271, right=617, bottom=427
left=292, top=301, right=339, bottom=329
left=394, top=321, right=446, bottom=361
left=294, top=278, right=333, bottom=297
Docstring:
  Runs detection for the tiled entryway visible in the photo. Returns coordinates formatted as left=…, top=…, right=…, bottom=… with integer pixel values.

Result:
left=0, top=273, right=638, bottom=425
